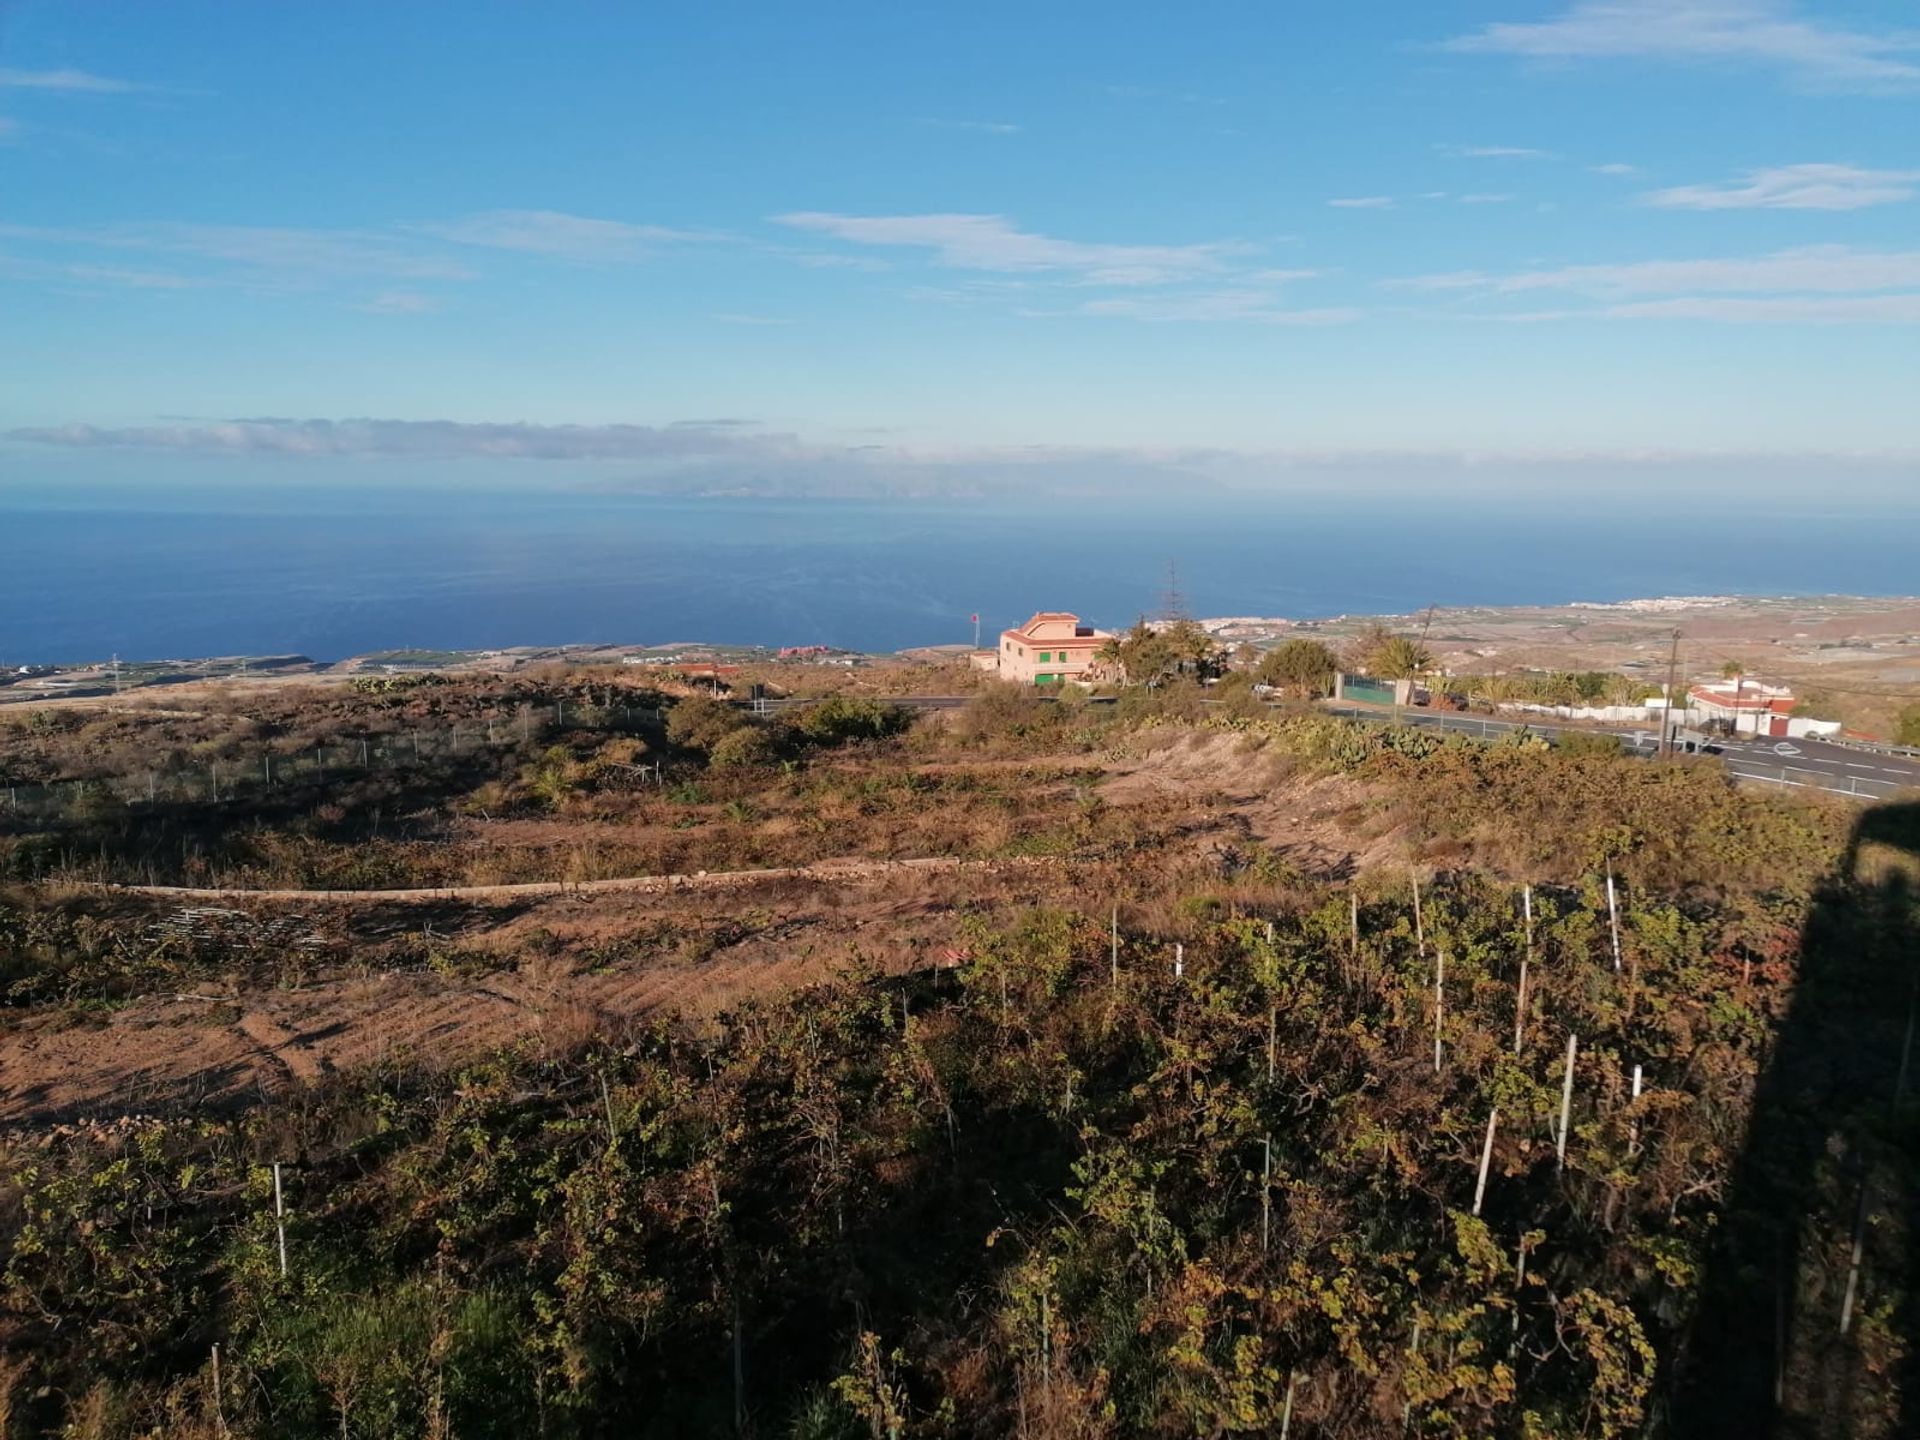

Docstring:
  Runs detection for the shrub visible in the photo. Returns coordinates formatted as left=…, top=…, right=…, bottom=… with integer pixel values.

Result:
left=793, top=697, right=911, bottom=748
left=665, top=696, right=751, bottom=753
left=708, top=725, right=785, bottom=770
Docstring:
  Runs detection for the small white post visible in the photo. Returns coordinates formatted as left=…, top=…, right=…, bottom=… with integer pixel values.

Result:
left=1412, top=872, right=1426, bottom=958
left=1605, top=864, right=1623, bottom=974
left=1556, top=1035, right=1579, bottom=1169
left=1403, top=1317, right=1423, bottom=1427
left=1473, top=1108, right=1499, bottom=1216
left=1267, top=1006, right=1276, bottom=1084
left=1628, top=1064, right=1644, bottom=1156
left=1350, top=888, right=1360, bottom=960
left=1280, top=1371, right=1297, bottom=1439
left=1840, top=1187, right=1870, bottom=1336
left=1173, top=943, right=1184, bottom=980
left=211, top=1343, right=226, bottom=1435
left=1433, top=950, right=1446, bottom=1073
left=1110, top=906, right=1119, bottom=988
left=272, top=1162, right=288, bottom=1277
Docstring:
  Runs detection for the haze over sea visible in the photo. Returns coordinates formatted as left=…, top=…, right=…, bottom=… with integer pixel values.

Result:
left=5, top=476, right=1917, bottom=665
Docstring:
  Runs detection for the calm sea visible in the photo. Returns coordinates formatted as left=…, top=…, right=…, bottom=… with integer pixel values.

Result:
left=3, top=480, right=1917, bottom=664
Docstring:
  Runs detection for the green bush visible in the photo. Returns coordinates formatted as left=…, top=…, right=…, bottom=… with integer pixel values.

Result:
left=793, top=696, right=911, bottom=748
left=708, top=724, right=785, bottom=769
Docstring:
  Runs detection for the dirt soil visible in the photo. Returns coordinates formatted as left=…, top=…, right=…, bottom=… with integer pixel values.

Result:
left=0, top=736, right=1400, bottom=1128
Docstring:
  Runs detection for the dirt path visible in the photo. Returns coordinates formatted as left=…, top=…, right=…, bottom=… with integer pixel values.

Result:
left=1, top=858, right=1082, bottom=1128
left=92, top=852, right=1066, bottom=904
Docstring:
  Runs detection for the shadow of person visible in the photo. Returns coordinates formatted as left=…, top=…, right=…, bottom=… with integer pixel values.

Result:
left=1672, top=801, right=1920, bottom=1438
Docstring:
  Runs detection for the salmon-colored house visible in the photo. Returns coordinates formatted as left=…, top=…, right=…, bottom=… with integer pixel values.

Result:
left=991, top=612, right=1111, bottom=686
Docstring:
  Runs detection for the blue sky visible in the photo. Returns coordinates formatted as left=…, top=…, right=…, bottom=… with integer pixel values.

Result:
left=2, top=0, right=1918, bottom=484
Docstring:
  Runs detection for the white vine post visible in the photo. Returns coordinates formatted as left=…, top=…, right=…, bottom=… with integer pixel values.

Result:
left=1514, top=886, right=1533, bottom=1055
left=1280, top=1371, right=1297, bottom=1440
left=211, top=1343, right=227, bottom=1436
left=1411, top=872, right=1426, bottom=958
left=1512, top=1244, right=1528, bottom=1340
left=1350, top=889, right=1360, bottom=961
left=1628, top=1064, right=1643, bottom=1157
left=1433, top=950, right=1446, bottom=1073
left=1556, top=1036, right=1579, bottom=1170
left=1605, top=864, right=1623, bottom=974
left=1402, top=1317, right=1423, bottom=1428
left=1473, top=1108, right=1499, bottom=1216
left=1110, top=906, right=1119, bottom=988
left=272, top=1162, right=288, bottom=1277
left=1174, top=943, right=1184, bottom=980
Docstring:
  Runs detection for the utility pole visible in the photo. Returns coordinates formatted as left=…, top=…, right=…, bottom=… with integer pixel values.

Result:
left=1660, top=629, right=1682, bottom=759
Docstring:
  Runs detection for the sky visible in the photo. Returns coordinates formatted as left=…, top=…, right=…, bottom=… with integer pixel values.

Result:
left=2, top=0, right=1918, bottom=487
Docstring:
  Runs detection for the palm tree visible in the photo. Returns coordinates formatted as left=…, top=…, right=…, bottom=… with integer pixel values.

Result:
left=1368, top=635, right=1432, bottom=680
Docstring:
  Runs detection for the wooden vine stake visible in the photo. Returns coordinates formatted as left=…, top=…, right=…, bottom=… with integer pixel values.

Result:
left=272, top=1162, right=288, bottom=1278
left=1514, top=886, right=1533, bottom=1054
left=1280, top=1371, right=1297, bottom=1440
left=1627, top=1064, right=1643, bottom=1157
left=1350, top=889, right=1360, bottom=961
left=1556, top=1035, right=1579, bottom=1170
left=1433, top=950, right=1447, bottom=1073
left=1411, top=872, right=1426, bottom=958
left=1473, top=1108, right=1499, bottom=1216
left=211, top=1343, right=227, bottom=1436
left=1261, top=1135, right=1274, bottom=1254
left=1605, top=863, right=1623, bottom=974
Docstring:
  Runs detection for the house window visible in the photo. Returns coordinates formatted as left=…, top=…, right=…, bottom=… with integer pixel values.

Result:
left=1038, top=651, right=1051, bottom=662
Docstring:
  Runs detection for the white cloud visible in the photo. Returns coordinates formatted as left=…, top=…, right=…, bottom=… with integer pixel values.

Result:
left=1595, top=294, right=1920, bottom=323
left=421, top=210, right=714, bottom=262
left=1408, top=245, right=1920, bottom=296
left=0, top=220, right=474, bottom=282
left=920, top=118, right=1021, bottom=134
left=1591, top=162, right=1638, bottom=175
left=774, top=212, right=1243, bottom=285
left=1446, top=0, right=1920, bottom=93
left=356, top=291, right=443, bottom=315
left=713, top=312, right=794, bottom=325
left=1327, top=196, right=1395, bottom=209
left=0, top=67, right=137, bottom=93
left=1072, top=291, right=1360, bottom=324
left=1441, top=144, right=1553, bottom=159
left=1459, top=194, right=1513, bottom=205
left=1643, top=163, right=1920, bottom=210
left=5, top=418, right=788, bottom=460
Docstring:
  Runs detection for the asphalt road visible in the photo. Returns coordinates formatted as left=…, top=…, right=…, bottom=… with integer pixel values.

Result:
left=1325, top=704, right=1920, bottom=800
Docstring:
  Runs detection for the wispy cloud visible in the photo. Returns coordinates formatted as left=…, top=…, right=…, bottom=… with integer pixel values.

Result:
left=1404, top=245, right=1920, bottom=296
left=1591, top=162, right=1638, bottom=175
left=1587, top=294, right=1920, bottom=323
left=1105, top=84, right=1225, bottom=107
left=5, top=417, right=789, bottom=460
left=1459, top=193, right=1513, bottom=205
left=0, top=220, right=474, bottom=282
left=1440, top=144, right=1554, bottom=159
left=355, top=291, right=443, bottom=315
left=1400, top=244, right=1920, bottom=324
left=1643, top=163, right=1920, bottom=211
left=1070, top=291, right=1360, bottom=324
left=419, top=210, right=715, bottom=262
left=713, top=312, right=794, bottom=326
left=1327, top=196, right=1395, bottom=210
left=0, top=67, right=139, bottom=93
left=1446, top=0, right=1920, bottom=93
left=919, top=117, right=1021, bottom=134
left=774, top=212, right=1243, bottom=285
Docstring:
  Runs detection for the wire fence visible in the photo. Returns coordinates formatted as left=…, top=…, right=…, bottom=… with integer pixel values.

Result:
left=1, top=701, right=664, bottom=825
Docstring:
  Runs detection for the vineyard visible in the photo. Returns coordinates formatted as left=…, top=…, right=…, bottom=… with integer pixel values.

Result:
left=1, top=674, right=1917, bottom=1437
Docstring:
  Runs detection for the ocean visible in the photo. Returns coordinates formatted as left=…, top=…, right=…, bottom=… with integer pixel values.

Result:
left=3, top=479, right=1917, bottom=664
